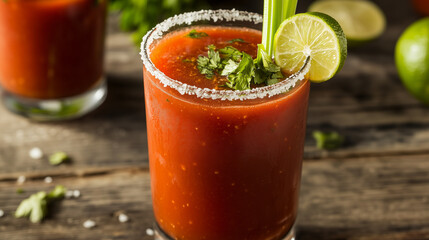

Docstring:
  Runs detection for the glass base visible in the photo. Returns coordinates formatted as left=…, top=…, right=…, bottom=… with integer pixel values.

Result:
left=153, top=222, right=296, bottom=240
left=1, top=79, right=107, bottom=121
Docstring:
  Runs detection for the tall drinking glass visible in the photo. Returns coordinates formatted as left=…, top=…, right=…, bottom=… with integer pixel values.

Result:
left=141, top=10, right=310, bottom=240
left=0, top=0, right=107, bottom=120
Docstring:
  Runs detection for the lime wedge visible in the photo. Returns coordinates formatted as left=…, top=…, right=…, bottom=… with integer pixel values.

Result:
left=273, top=12, right=347, bottom=82
left=308, top=0, right=386, bottom=44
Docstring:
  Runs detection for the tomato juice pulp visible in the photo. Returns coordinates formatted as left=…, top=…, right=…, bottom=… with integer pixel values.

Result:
left=144, top=26, right=310, bottom=240
left=0, top=0, right=107, bottom=99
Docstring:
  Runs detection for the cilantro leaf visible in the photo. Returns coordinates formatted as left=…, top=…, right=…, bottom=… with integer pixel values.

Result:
left=221, top=59, right=240, bottom=76
left=15, top=192, right=47, bottom=223
left=46, top=185, right=67, bottom=199
left=225, top=53, right=254, bottom=90
left=186, top=29, right=209, bottom=39
left=313, top=131, right=344, bottom=150
left=197, top=45, right=222, bottom=79
left=196, top=43, right=285, bottom=90
left=219, top=46, right=242, bottom=62
left=15, top=185, right=67, bottom=223
left=226, top=38, right=246, bottom=44
left=254, top=44, right=284, bottom=85
left=49, top=152, right=69, bottom=165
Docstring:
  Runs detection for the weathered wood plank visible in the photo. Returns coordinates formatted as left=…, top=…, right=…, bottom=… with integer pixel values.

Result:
left=1, top=154, right=429, bottom=239
left=0, top=170, right=154, bottom=240
left=298, top=154, right=429, bottom=240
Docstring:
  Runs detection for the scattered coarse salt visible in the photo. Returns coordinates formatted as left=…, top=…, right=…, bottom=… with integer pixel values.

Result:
left=146, top=228, right=154, bottom=236
left=17, top=176, right=26, bottom=184
left=83, top=219, right=96, bottom=229
left=65, top=190, right=74, bottom=199
left=44, top=176, right=53, bottom=183
left=65, top=190, right=81, bottom=199
left=0, top=209, right=4, bottom=217
left=29, top=147, right=43, bottom=159
left=118, top=213, right=129, bottom=223
left=73, top=190, right=81, bottom=198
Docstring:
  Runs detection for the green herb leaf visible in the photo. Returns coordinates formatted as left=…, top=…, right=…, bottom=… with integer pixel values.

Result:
left=197, top=45, right=222, bottom=79
left=49, top=152, right=69, bottom=166
left=186, top=29, right=209, bottom=39
left=196, top=43, right=285, bottom=90
left=219, top=46, right=242, bottom=62
left=254, top=44, right=284, bottom=85
left=225, top=53, right=255, bottom=90
left=226, top=38, right=246, bottom=44
left=46, top=185, right=67, bottom=200
left=15, top=192, right=47, bottom=223
left=313, top=131, right=344, bottom=150
left=16, top=188, right=25, bottom=194
left=15, top=185, right=67, bottom=223
left=221, top=59, right=240, bottom=76
left=110, top=0, right=209, bottom=46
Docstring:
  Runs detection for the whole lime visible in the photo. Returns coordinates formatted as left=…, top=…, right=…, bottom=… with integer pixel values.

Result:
left=395, top=18, right=429, bottom=105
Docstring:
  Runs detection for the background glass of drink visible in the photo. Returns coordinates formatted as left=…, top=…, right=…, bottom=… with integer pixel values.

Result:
left=0, top=0, right=107, bottom=121
left=141, top=10, right=310, bottom=240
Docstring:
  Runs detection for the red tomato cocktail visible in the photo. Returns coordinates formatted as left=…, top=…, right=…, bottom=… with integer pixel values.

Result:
left=0, top=0, right=107, bottom=120
left=141, top=10, right=310, bottom=240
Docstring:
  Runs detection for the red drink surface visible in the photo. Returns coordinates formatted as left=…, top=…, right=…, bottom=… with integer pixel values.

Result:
left=144, top=27, right=310, bottom=240
left=0, top=0, right=106, bottom=99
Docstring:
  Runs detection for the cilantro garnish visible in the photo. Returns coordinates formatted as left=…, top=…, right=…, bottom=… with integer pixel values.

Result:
left=49, top=152, right=69, bottom=165
left=312, top=131, right=344, bottom=150
left=186, top=29, right=209, bottom=39
left=197, top=45, right=222, bottom=79
left=196, top=44, right=284, bottom=90
left=226, top=38, right=246, bottom=44
left=223, top=52, right=254, bottom=90
left=15, top=185, right=66, bottom=223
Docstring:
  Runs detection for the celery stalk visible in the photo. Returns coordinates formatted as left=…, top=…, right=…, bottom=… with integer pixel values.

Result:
left=259, top=0, right=298, bottom=59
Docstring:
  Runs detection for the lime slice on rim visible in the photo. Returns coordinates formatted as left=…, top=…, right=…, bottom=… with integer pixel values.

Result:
left=308, top=0, right=386, bottom=44
left=273, top=12, right=347, bottom=82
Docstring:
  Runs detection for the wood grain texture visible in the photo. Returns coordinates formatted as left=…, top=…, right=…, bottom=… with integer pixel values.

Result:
left=1, top=154, right=428, bottom=240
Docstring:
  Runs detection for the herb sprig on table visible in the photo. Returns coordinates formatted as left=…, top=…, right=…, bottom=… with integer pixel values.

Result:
left=110, top=0, right=208, bottom=46
left=15, top=185, right=66, bottom=223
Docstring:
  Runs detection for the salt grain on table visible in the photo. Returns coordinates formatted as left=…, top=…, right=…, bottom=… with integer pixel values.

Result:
left=118, top=213, right=129, bottom=223
left=73, top=190, right=81, bottom=198
left=65, top=190, right=74, bottom=199
left=146, top=228, right=154, bottom=236
left=44, top=176, right=53, bottom=183
left=83, top=220, right=96, bottom=229
left=17, top=176, right=26, bottom=184
left=29, top=147, right=43, bottom=159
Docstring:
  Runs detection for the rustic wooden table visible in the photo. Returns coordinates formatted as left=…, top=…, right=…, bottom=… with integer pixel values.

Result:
left=1, top=1, right=429, bottom=239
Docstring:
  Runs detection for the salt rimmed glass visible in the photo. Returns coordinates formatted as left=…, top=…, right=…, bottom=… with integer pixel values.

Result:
left=141, top=9, right=310, bottom=240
